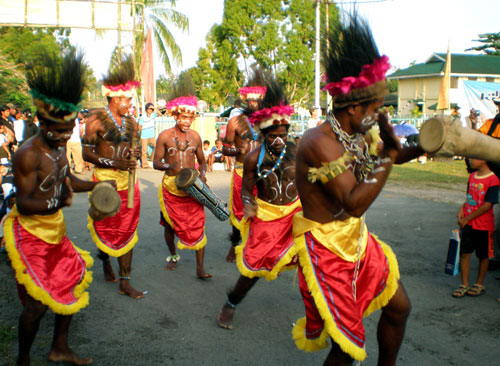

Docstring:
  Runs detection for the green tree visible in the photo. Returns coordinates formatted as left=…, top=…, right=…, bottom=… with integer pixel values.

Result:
left=467, top=32, right=500, bottom=55
left=188, top=0, right=338, bottom=109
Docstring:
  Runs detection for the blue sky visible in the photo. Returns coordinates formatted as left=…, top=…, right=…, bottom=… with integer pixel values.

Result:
left=69, top=0, right=500, bottom=78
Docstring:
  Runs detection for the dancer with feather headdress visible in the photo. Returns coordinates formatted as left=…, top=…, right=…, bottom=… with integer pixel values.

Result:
left=4, top=50, right=97, bottom=365
left=217, top=75, right=301, bottom=330
left=292, top=14, right=423, bottom=365
left=82, top=55, right=144, bottom=300
left=153, top=75, right=212, bottom=279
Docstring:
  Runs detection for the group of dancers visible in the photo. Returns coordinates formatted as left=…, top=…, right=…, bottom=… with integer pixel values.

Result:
left=4, top=14, right=426, bottom=366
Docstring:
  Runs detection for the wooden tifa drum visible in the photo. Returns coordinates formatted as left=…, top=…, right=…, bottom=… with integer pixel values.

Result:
left=88, top=182, right=121, bottom=221
left=175, top=168, right=230, bottom=221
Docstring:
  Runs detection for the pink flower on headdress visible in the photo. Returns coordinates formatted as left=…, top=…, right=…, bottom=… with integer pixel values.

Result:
left=238, top=86, right=267, bottom=97
left=248, top=104, right=294, bottom=127
left=322, top=55, right=390, bottom=96
left=166, top=95, right=198, bottom=111
left=105, top=80, right=141, bottom=92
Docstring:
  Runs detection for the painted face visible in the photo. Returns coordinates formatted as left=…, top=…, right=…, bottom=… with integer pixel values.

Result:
left=42, top=120, right=76, bottom=148
left=352, top=97, right=384, bottom=133
left=175, top=112, right=195, bottom=132
left=264, top=125, right=288, bottom=154
left=115, top=97, right=132, bottom=117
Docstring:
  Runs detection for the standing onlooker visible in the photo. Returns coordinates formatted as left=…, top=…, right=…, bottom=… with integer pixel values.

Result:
left=465, top=108, right=481, bottom=130
left=138, top=102, right=156, bottom=168
left=66, top=111, right=85, bottom=174
left=13, top=107, right=24, bottom=145
left=0, top=125, right=11, bottom=165
left=21, top=109, right=38, bottom=143
left=203, top=140, right=211, bottom=171
left=306, top=108, right=321, bottom=129
left=453, top=158, right=499, bottom=298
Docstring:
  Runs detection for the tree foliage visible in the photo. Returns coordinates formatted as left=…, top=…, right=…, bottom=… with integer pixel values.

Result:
left=188, top=0, right=339, bottom=109
left=0, top=27, right=98, bottom=110
left=467, top=32, right=500, bottom=55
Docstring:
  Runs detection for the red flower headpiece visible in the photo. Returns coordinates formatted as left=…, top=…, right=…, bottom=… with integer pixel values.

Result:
left=239, top=86, right=267, bottom=100
left=102, top=80, right=141, bottom=97
left=166, top=95, right=198, bottom=114
left=249, top=104, right=294, bottom=131
left=322, top=55, right=390, bottom=96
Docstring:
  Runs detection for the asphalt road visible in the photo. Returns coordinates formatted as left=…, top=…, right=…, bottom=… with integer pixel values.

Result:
left=0, top=169, right=499, bottom=365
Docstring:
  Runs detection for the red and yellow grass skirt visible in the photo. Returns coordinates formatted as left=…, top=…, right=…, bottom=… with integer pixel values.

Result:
left=292, top=212, right=400, bottom=361
left=158, top=174, right=206, bottom=250
left=228, top=166, right=257, bottom=230
left=88, top=168, right=140, bottom=257
left=4, top=206, right=93, bottom=315
left=235, top=198, right=302, bottom=281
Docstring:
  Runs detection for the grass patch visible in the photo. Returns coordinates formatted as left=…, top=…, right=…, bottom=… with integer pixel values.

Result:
left=389, top=159, right=468, bottom=188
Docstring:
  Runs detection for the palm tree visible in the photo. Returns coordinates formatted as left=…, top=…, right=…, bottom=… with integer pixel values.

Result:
left=135, top=0, right=189, bottom=74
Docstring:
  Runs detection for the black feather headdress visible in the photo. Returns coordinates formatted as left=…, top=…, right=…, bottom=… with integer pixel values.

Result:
left=27, top=49, right=85, bottom=123
left=323, top=13, right=390, bottom=109
left=165, top=73, right=197, bottom=115
left=102, top=54, right=140, bottom=98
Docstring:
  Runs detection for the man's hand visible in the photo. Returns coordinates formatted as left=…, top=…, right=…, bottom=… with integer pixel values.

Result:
left=131, top=146, right=141, bottom=159
left=103, top=179, right=118, bottom=190
left=114, top=159, right=137, bottom=171
left=61, top=176, right=74, bottom=207
left=378, top=112, right=400, bottom=159
left=243, top=198, right=258, bottom=219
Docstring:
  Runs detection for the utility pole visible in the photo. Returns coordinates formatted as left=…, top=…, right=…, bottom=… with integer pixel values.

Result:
left=314, top=0, right=320, bottom=112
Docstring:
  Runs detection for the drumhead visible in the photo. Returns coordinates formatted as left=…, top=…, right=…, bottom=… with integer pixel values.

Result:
left=175, top=168, right=199, bottom=189
left=419, top=118, right=446, bottom=153
left=90, top=182, right=121, bottom=214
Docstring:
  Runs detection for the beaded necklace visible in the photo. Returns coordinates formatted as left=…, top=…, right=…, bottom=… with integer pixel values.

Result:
left=328, top=112, right=373, bottom=182
left=256, top=142, right=286, bottom=179
left=105, top=106, right=125, bottom=136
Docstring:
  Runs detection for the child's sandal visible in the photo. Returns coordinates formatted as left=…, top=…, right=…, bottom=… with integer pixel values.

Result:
left=452, top=285, right=469, bottom=298
left=466, top=284, right=485, bottom=297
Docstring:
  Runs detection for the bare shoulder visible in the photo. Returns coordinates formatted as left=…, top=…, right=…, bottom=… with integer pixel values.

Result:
left=13, top=139, right=41, bottom=174
left=298, top=125, right=343, bottom=166
left=157, top=128, right=173, bottom=142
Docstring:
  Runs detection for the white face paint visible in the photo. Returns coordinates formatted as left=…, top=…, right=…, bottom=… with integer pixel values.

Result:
left=120, top=103, right=127, bottom=108
left=361, top=114, right=376, bottom=128
left=270, top=136, right=285, bottom=146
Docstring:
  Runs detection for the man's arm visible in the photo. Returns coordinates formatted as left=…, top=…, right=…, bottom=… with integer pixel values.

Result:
left=153, top=132, right=175, bottom=171
left=194, top=133, right=207, bottom=182
left=241, top=149, right=259, bottom=218
left=81, top=114, right=134, bottom=170
left=308, top=118, right=399, bottom=218
left=222, top=116, right=239, bottom=156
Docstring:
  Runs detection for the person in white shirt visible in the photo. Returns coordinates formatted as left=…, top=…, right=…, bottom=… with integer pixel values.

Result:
left=66, top=112, right=84, bottom=174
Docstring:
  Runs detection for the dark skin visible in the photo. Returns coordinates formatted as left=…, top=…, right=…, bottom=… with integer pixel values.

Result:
left=13, top=117, right=102, bottom=366
left=153, top=111, right=211, bottom=278
left=217, top=125, right=297, bottom=330
left=82, top=96, right=144, bottom=300
left=222, top=99, right=260, bottom=262
left=296, top=97, right=422, bottom=366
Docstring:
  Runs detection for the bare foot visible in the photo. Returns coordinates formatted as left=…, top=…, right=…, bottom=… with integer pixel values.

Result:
left=48, top=349, right=92, bottom=365
left=217, top=303, right=235, bottom=330
left=197, top=271, right=212, bottom=280
left=118, top=281, right=144, bottom=299
left=225, top=246, right=236, bottom=263
left=103, top=261, right=118, bottom=283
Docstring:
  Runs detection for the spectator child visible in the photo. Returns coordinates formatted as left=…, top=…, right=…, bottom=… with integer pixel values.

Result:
left=453, top=158, right=500, bottom=298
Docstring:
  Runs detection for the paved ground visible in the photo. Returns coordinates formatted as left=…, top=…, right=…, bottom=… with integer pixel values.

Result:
left=0, top=169, right=499, bottom=365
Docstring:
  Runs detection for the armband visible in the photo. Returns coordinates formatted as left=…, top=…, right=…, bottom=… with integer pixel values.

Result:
left=308, top=151, right=354, bottom=184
